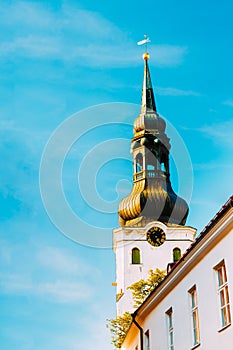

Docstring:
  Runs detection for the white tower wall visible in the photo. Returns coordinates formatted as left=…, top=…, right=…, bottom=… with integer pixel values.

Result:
left=113, top=221, right=196, bottom=315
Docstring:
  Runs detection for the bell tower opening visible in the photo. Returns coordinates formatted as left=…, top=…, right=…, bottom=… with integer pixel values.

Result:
left=135, top=153, right=143, bottom=173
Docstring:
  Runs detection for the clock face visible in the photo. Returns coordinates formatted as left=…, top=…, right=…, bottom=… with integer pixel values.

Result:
left=147, top=227, right=166, bottom=247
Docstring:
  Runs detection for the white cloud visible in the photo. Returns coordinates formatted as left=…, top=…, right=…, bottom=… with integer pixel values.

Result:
left=183, top=120, right=233, bottom=149
left=0, top=1, right=55, bottom=28
left=0, top=239, right=12, bottom=264
left=151, top=44, right=187, bottom=67
left=0, top=1, right=187, bottom=68
left=54, top=320, right=113, bottom=350
left=0, top=119, right=49, bottom=156
left=1, top=35, right=61, bottom=58
left=156, top=86, right=201, bottom=96
left=0, top=241, right=100, bottom=304
left=0, top=273, right=92, bottom=303
left=37, top=280, right=92, bottom=303
left=193, top=162, right=233, bottom=171
left=199, top=120, right=233, bottom=148
left=223, top=99, right=233, bottom=107
left=36, top=246, right=100, bottom=276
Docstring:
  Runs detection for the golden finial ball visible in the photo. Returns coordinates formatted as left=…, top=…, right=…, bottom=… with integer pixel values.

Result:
left=143, top=52, right=150, bottom=60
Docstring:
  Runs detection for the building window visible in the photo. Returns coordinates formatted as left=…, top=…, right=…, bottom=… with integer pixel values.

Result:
left=166, top=308, right=174, bottom=350
left=132, top=248, right=141, bottom=264
left=135, top=153, right=143, bottom=173
left=189, top=285, right=200, bottom=346
left=161, top=162, right=166, bottom=172
left=214, top=260, right=231, bottom=328
left=147, top=164, right=155, bottom=170
left=173, top=247, right=181, bottom=263
left=145, top=329, right=150, bottom=350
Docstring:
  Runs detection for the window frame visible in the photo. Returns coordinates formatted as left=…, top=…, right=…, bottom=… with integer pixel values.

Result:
left=188, top=285, right=200, bottom=347
left=214, top=260, right=231, bottom=330
left=144, top=329, right=150, bottom=350
left=173, top=247, right=181, bottom=263
left=166, top=307, right=174, bottom=350
left=135, top=153, right=143, bottom=173
left=131, top=247, right=141, bottom=265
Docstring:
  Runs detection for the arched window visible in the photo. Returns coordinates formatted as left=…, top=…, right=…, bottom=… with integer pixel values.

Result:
left=132, top=248, right=141, bottom=264
left=161, top=162, right=166, bottom=172
left=147, top=164, right=155, bottom=170
left=173, top=247, right=181, bottom=263
left=147, top=151, right=157, bottom=171
left=135, top=153, right=143, bottom=173
left=160, top=153, right=167, bottom=173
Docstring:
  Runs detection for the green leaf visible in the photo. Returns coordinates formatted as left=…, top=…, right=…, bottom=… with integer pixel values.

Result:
left=107, top=312, right=132, bottom=348
left=127, top=268, right=165, bottom=308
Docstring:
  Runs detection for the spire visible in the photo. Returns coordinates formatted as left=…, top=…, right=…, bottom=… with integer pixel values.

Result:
left=141, top=53, right=157, bottom=113
left=118, top=48, right=189, bottom=227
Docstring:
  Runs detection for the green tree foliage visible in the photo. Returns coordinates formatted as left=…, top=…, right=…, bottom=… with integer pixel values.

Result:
left=107, top=269, right=165, bottom=348
left=107, top=312, right=132, bottom=349
left=127, top=268, right=165, bottom=308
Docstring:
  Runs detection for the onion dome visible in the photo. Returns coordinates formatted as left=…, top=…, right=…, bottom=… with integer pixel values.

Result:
left=118, top=52, right=189, bottom=227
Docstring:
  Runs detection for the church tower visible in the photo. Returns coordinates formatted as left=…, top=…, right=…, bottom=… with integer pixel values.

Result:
left=113, top=51, right=196, bottom=316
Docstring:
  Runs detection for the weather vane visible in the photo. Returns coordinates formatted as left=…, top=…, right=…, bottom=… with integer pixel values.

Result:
left=137, top=34, right=151, bottom=51
left=137, top=34, right=151, bottom=60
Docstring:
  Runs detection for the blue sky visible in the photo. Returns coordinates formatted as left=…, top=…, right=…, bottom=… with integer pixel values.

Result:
left=0, top=0, right=232, bottom=349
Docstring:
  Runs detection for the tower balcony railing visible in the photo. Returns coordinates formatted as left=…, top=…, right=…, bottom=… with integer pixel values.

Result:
left=134, top=170, right=145, bottom=181
left=147, top=170, right=156, bottom=178
left=134, top=169, right=166, bottom=182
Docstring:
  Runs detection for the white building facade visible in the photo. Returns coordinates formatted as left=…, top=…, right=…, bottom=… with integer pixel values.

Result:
left=122, top=197, right=233, bottom=350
